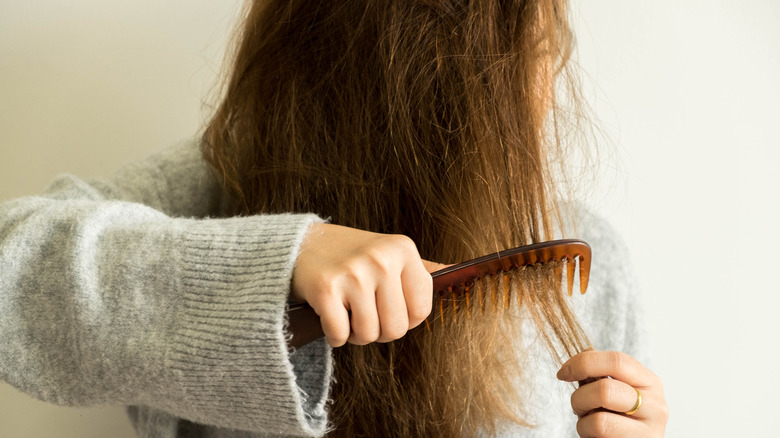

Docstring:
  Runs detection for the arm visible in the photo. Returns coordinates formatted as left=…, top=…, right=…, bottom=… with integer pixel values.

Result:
left=0, top=142, right=330, bottom=436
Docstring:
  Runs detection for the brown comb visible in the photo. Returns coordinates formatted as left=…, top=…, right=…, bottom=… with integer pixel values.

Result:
left=286, top=239, right=590, bottom=348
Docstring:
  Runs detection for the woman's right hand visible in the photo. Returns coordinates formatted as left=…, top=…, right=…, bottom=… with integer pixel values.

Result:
left=291, top=223, right=447, bottom=347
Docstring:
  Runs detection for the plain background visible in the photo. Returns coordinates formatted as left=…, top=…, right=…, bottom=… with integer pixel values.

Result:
left=1, top=1, right=778, bottom=437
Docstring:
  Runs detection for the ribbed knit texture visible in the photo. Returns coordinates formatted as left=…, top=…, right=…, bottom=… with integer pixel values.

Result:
left=0, top=141, right=646, bottom=438
left=0, top=142, right=330, bottom=437
left=166, top=216, right=330, bottom=435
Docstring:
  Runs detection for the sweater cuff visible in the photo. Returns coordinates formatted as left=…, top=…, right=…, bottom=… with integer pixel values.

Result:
left=164, top=213, right=330, bottom=436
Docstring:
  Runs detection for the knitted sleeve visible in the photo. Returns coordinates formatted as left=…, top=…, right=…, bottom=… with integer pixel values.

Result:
left=0, top=142, right=331, bottom=437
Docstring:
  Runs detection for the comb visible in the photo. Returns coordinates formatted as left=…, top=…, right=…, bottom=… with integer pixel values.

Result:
left=286, top=239, right=590, bottom=348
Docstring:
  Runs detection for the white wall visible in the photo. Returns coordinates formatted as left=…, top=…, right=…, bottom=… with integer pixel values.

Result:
left=572, top=2, right=780, bottom=437
left=1, top=1, right=778, bottom=437
left=0, top=1, right=241, bottom=437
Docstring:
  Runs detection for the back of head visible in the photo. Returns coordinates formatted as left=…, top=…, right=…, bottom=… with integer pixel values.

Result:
left=203, top=1, right=589, bottom=436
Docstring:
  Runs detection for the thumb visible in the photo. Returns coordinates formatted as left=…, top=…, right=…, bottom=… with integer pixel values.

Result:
left=421, top=259, right=451, bottom=274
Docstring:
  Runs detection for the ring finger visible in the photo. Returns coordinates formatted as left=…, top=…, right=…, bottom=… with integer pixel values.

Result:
left=375, top=275, right=409, bottom=342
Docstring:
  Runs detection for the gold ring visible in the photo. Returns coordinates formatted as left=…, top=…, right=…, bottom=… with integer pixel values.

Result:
left=624, top=387, right=642, bottom=416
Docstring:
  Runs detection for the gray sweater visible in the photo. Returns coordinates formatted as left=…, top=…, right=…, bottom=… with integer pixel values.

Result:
left=0, top=141, right=646, bottom=437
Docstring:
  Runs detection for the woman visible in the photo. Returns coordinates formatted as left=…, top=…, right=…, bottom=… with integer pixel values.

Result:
left=0, top=0, right=667, bottom=437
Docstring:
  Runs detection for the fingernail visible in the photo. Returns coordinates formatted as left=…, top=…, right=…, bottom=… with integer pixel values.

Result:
left=556, top=365, right=571, bottom=381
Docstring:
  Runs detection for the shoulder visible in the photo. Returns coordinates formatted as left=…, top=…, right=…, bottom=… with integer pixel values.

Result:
left=563, top=204, right=645, bottom=355
left=97, top=139, right=226, bottom=217
left=562, top=203, right=634, bottom=293
left=577, top=207, right=633, bottom=285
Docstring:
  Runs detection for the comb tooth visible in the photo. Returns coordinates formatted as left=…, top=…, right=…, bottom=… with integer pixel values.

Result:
left=578, top=254, right=591, bottom=294
left=553, top=261, right=564, bottom=285
left=424, top=317, right=431, bottom=331
left=464, top=283, right=472, bottom=320
left=566, top=257, right=576, bottom=297
left=450, top=287, right=458, bottom=323
left=516, top=268, right=523, bottom=308
left=491, top=275, right=497, bottom=311
left=477, top=279, right=485, bottom=316
left=503, top=273, right=511, bottom=310
left=439, top=294, right=445, bottom=325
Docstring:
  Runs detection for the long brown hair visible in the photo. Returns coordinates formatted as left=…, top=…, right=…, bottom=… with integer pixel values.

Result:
left=203, top=0, right=589, bottom=435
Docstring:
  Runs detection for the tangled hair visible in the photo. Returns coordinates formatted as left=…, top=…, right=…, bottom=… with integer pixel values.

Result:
left=203, top=0, right=590, bottom=435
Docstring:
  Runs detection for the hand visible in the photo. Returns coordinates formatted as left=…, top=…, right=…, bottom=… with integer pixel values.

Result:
left=291, top=223, right=447, bottom=347
left=557, top=350, right=668, bottom=437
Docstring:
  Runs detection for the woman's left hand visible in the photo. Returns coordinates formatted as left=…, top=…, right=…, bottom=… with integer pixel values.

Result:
left=557, top=350, right=668, bottom=437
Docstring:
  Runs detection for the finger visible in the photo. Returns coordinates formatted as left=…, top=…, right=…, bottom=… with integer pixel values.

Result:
left=375, top=275, right=409, bottom=342
left=571, top=377, right=644, bottom=418
left=402, top=260, right=434, bottom=329
left=316, top=300, right=351, bottom=348
left=346, top=284, right=380, bottom=345
left=558, top=351, right=657, bottom=387
left=576, top=409, right=649, bottom=438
